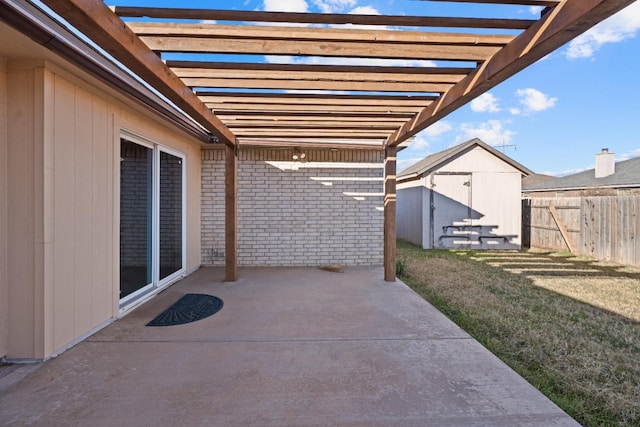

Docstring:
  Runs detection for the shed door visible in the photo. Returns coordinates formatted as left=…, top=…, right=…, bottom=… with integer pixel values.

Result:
left=431, top=173, right=472, bottom=249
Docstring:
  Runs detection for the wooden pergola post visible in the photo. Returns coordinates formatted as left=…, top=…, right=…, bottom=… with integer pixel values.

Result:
left=225, top=143, right=238, bottom=281
left=384, top=144, right=397, bottom=282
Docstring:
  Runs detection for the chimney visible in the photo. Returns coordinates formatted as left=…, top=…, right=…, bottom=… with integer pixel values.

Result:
left=595, top=148, right=615, bottom=178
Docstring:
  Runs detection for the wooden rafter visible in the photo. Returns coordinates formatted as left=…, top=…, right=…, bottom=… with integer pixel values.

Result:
left=210, top=105, right=426, bottom=114
left=41, top=0, right=637, bottom=151
left=130, top=23, right=514, bottom=46
left=41, top=0, right=236, bottom=147
left=181, top=78, right=452, bottom=93
left=386, top=0, right=639, bottom=147
left=139, top=35, right=501, bottom=62
left=426, top=0, right=560, bottom=6
left=170, top=67, right=468, bottom=85
left=167, top=61, right=475, bottom=76
left=114, top=6, right=535, bottom=29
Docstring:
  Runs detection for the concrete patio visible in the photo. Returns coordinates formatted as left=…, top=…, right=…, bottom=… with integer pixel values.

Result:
left=0, top=267, right=578, bottom=426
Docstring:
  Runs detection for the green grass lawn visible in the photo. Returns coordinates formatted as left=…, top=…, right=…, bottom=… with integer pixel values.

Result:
left=397, top=240, right=640, bottom=427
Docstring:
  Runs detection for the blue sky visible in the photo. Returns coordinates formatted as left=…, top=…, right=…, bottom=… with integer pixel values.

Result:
left=108, top=0, right=640, bottom=175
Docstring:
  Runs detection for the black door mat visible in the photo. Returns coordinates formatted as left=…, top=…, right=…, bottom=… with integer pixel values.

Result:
left=146, top=293, right=224, bottom=327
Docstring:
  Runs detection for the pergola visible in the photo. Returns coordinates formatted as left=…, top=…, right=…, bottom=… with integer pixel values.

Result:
left=41, top=0, right=636, bottom=282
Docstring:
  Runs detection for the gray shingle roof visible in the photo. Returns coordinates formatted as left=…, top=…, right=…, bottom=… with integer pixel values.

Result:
left=523, top=156, right=640, bottom=192
left=398, top=138, right=532, bottom=180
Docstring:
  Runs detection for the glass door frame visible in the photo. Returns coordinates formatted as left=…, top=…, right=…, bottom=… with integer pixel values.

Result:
left=119, top=131, right=187, bottom=310
left=156, top=145, right=187, bottom=289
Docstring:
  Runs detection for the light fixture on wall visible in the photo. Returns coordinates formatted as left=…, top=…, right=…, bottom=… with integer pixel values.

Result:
left=292, top=147, right=306, bottom=161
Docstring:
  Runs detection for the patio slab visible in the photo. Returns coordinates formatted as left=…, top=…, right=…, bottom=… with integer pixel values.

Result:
left=0, top=267, right=578, bottom=426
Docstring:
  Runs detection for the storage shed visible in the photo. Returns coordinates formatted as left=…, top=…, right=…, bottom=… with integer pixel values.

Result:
left=397, top=139, right=531, bottom=249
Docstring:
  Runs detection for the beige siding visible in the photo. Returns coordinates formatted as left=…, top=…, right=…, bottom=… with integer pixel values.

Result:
left=6, top=61, right=202, bottom=359
left=0, top=58, right=8, bottom=358
left=7, top=64, right=39, bottom=358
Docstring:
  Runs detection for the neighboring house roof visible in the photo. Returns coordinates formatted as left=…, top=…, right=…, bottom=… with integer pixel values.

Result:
left=522, top=173, right=555, bottom=188
left=523, top=156, right=640, bottom=192
left=398, top=138, right=533, bottom=180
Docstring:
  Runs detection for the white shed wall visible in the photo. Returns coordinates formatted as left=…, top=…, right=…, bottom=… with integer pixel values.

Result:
left=438, top=146, right=519, bottom=173
left=397, top=186, right=423, bottom=247
left=472, top=172, right=522, bottom=249
left=398, top=146, right=524, bottom=250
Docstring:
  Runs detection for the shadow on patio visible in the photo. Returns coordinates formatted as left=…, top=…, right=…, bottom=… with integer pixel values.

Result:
left=0, top=267, right=578, bottom=426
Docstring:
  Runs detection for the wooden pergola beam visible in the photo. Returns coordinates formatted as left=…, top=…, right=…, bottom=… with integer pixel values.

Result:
left=426, top=0, right=560, bottom=6
left=196, top=92, right=438, bottom=103
left=237, top=140, right=383, bottom=150
left=386, top=0, right=639, bottom=147
left=210, top=105, right=426, bottom=114
left=182, top=77, right=452, bottom=93
left=40, top=0, right=236, bottom=147
left=225, top=144, right=238, bottom=281
left=167, top=61, right=476, bottom=76
left=384, top=145, right=397, bottom=282
left=172, top=68, right=467, bottom=85
left=214, top=111, right=416, bottom=119
left=130, top=23, right=515, bottom=46
left=139, top=35, right=501, bottom=62
left=115, top=6, right=535, bottom=29
left=227, top=123, right=401, bottom=131
left=232, top=130, right=392, bottom=138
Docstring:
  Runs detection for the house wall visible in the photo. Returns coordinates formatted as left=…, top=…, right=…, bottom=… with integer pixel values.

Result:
left=5, top=60, right=202, bottom=360
left=397, top=180, right=426, bottom=247
left=201, top=149, right=384, bottom=267
left=0, top=58, right=8, bottom=358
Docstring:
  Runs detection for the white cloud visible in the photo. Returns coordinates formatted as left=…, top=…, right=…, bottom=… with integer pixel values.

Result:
left=349, top=6, right=380, bottom=15
left=529, top=6, right=543, bottom=16
left=311, top=0, right=357, bottom=13
left=470, top=93, right=501, bottom=113
left=513, top=88, right=557, bottom=115
left=541, top=167, right=589, bottom=177
left=423, top=121, right=453, bottom=138
left=618, top=148, right=640, bottom=161
left=263, top=0, right=309, bottom=12
left=405, top=121, right=452, bottom=151
left=410, top=134, right=430, bottom=150
left=565, top=2, right=640, bottom=59
left=266, top=54, right=436, bottom=67
left=456, top=120, right=515, bottom=147
left=398, top=157, right=424, bottom=173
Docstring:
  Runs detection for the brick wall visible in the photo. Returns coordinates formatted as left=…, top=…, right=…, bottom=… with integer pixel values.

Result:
left=201, top=148, right=384, bottom=267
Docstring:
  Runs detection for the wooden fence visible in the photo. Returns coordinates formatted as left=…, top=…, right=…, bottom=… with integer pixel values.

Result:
left=522, top=196, right=640, bottom=266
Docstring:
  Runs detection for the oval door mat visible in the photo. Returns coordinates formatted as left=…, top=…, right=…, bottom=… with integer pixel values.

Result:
left=146, top=293, right=224, bottom=327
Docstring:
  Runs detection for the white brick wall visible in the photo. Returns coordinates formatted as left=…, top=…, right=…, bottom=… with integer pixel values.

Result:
left=201, top=148, right=384, bottom=267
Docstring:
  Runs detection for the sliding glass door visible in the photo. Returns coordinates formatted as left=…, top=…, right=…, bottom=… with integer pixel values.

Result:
left=159, top=150, right=183, bottom=281
left=120, top=136, right=185, bottom=307
left=120, top=139, right=153, bottom=300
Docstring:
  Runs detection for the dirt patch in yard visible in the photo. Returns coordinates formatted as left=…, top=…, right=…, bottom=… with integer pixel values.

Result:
left=397, top=241, right=640, bottom=427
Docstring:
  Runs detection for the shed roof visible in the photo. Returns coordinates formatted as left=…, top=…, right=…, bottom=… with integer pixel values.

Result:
left=30, top=0, right=638, bottom=151
left=523, top=156, right=640, bottom=192
left=398, top=138, right=533, bottom=180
